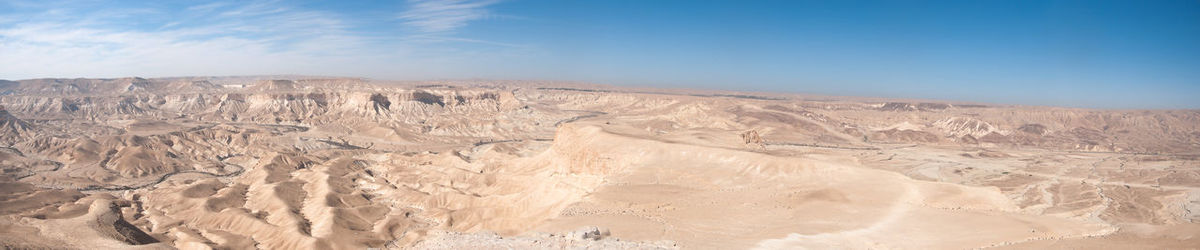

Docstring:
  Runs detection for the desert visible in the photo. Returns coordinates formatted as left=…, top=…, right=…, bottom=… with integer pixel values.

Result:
left=3, top=0, right=1199, bottom=249
left=0, top=76, right=1196, bottom=249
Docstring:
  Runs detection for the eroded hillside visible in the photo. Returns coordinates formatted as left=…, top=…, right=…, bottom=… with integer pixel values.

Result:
left=1, top=77, right=1197, bottom=249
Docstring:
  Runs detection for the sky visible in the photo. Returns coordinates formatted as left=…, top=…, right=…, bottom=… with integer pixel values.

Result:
left=1, top=0, right=1198, bottom=109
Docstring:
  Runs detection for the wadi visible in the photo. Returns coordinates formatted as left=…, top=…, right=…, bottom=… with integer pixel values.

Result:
left=0, top=76, right=1197, bottom=249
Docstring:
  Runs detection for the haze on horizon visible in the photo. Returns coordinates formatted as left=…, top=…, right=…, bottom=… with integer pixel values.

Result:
left=1, top=0, right=1198, bottom=109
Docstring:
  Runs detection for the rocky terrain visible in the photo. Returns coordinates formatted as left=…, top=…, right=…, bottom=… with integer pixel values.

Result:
left=0, top=76, right=1197, bottom=249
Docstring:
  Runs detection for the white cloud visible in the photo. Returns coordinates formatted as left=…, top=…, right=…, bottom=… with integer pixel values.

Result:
left=0, top=2, right=372, bottom=79
left=0, top=0, right=528, bottom=80
left=399, top=0, right=500, bottom=33
left=185, top=2, right=230, bottom=13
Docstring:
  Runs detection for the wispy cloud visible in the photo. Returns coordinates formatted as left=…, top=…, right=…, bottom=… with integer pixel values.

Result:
left=0, top=0, right=527, bottom=80
left=185, top=2, right=229, bottom=13
left=399, top=0, right=500, bottom=33
left=404, top=35, right=527, bottom=48
left=0, top=1, right=368, bottom=78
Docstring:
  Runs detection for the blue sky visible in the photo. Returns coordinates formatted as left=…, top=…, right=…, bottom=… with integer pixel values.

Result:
left=1, top=0, right=1198, bottom=109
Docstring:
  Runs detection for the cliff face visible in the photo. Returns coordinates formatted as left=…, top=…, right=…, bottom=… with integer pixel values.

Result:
left=0, top=82, right=519, bottom=119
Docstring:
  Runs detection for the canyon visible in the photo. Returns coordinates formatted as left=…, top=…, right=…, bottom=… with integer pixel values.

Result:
left=1, top=76, right=1197, bottom=249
